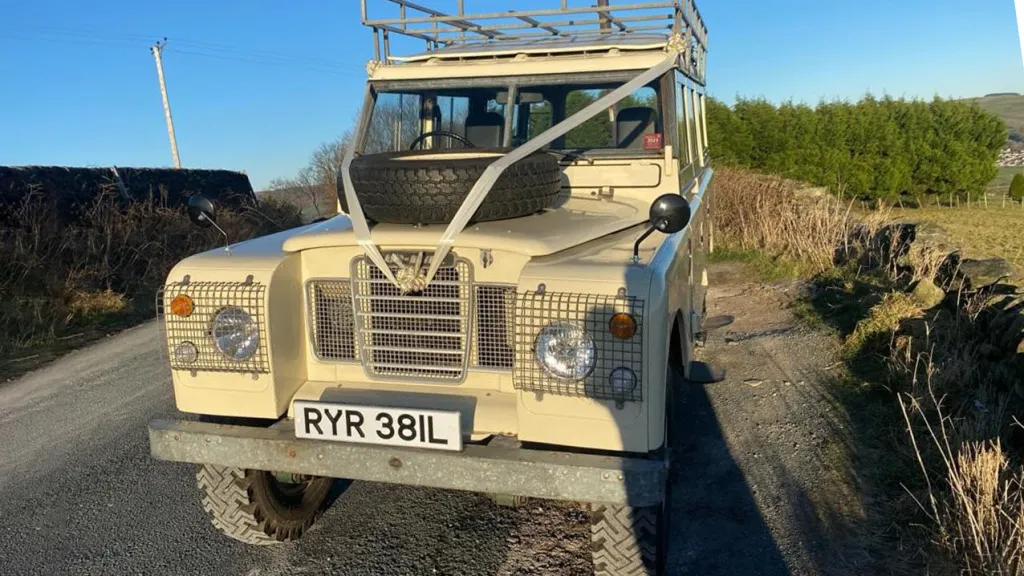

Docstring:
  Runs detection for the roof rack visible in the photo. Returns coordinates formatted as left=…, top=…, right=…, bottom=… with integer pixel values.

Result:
left=360, top=1, right=707, bottom=70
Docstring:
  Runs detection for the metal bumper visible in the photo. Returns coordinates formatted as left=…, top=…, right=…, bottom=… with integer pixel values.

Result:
left=148, top=419, right=666, bottom=507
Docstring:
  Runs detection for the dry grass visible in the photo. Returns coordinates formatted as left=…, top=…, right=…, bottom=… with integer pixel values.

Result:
left=900, top=382, right=1024, bottom=576
left=711, top=167, right=885, bottom=275
left=0, top=184, right=302, bottom=356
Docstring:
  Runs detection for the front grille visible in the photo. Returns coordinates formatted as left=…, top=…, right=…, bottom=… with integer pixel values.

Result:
left=351, top=256, right=472, bottom=382
left=157, top=280, right=270, bottom=374
left=514, top=291, right=644, bottom=402
left=307, top=280, right=356, bottom=361
left=473, top=286, right=516, bottom=369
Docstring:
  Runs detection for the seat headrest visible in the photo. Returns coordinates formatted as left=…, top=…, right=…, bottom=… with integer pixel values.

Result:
left=616, top=107, right=659, bottom=149
left=466, top=111, right=505, bottom=147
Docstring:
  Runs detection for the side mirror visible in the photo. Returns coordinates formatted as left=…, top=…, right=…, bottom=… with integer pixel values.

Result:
left=632, top=193, right=692, bottom=263
left=187, top=195, right=217, bottom=228
left=649, top=193, right=691, bottom=234
left=187, top=195, right=231, bottom=254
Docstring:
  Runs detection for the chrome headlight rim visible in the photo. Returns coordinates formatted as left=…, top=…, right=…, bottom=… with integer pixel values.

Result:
left=533, top=320, right=597, bottom=381
left=209, top=306, right=260, bottom=362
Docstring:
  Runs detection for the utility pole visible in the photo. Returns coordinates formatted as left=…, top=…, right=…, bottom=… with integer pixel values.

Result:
left=151, top=38, right=181, bottom=169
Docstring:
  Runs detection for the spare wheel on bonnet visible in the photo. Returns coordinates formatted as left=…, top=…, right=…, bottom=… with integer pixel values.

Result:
left=341, top=148, right=562, bottom=225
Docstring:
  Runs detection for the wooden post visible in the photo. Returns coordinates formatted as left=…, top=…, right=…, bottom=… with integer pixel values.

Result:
left=151, top=39, right=181, bottom=169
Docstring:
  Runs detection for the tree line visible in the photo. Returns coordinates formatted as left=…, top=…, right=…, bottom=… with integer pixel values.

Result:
left=705, top=96, right=1007, bottom=201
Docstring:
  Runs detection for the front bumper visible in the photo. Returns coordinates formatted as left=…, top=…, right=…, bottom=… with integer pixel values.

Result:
left=148, top=419, right=666, bottom=507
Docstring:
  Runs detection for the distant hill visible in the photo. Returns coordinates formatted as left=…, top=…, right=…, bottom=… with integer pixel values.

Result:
left=966, top=94, right=1024, bottom=142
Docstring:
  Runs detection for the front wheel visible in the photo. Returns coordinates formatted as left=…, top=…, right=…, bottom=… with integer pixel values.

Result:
left=196, top=465, right=333, bottom=545
left=590, top=504, right=661, bottom=575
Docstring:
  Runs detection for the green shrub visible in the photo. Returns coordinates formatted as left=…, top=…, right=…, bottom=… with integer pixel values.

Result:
left=1010, top=173, right=1024, bottom=199
left=708, top=95, right=1007, bottom=201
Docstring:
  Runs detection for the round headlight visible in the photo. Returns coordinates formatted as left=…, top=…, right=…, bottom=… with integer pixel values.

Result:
left=210, top=307, right=260, bottom=361
left=534, top=322, right=595, bottom=380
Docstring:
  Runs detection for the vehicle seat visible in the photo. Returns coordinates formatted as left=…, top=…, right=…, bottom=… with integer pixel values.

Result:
left=465, top=111, right=505, bottom=148
left=616, top=107, right=658, bottom=149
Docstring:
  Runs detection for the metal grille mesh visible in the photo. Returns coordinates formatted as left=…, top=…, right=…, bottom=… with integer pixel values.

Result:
left=157, top=281, right=270, bottom=374
left=307, top=280, right=356, bottom=361
left=473, top=286, right=516, bottom=369
left=514, top=292, right=644, bottom=402
left=351, top=256, right=472, bottom=382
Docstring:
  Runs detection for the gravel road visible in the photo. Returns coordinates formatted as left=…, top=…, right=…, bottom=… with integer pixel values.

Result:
left=0, top=263, right=860, bottom=576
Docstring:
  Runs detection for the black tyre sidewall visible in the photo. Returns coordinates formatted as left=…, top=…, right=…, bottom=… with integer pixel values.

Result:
left=247, top=470, right=333, bottom=528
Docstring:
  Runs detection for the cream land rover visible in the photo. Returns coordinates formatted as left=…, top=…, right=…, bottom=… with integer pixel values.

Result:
left=148, top=1, right=720, bottom=574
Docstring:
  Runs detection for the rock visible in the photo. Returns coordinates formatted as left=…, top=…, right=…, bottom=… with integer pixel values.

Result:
left=960, top=258, right=1014, bottom=289
left=910, top=279, right=945, bottom=309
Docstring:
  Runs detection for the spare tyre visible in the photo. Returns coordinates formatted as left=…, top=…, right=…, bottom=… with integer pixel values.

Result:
left=341, top=148, right=562, bottom=225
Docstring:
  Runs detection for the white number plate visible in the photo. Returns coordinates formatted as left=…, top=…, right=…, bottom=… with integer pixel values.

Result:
left=293, top=401, right=463, bottom=452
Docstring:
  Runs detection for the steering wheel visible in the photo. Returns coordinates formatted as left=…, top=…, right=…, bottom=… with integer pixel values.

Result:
left=409, top=130, right=475, bottom=150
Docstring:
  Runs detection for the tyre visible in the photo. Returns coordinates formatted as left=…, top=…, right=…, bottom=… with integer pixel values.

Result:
left=342, top=148, right=562, bottom=225
left=590, top=357, right=676, bottom=575
left=196, top=465, right=333, bottom=545
left=590, top=504, right=660, bottom=575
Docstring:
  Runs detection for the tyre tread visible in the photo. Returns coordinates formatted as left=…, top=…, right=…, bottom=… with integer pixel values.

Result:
left=591, top=504, right=659, bottom=576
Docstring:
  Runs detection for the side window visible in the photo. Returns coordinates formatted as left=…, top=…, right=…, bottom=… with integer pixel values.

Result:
left=686, top=88, right=699, bottom=166
left=693, top=93, right=706, bottom=164
left=675, top=80, right=690, bottom=169
left=697, top=93, right=708, bottom=160
left=364, top=93, right=422, bottom=154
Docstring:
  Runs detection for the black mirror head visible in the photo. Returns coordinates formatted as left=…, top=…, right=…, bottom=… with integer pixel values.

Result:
left=649, top=193, right=691, bottom=234
left=187, top=195, right=217, bottom=228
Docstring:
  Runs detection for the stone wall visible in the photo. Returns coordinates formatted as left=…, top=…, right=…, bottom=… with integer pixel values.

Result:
left=0, top=166, right=257, bottom=226
left=897, top=221, right=1024, bottom=385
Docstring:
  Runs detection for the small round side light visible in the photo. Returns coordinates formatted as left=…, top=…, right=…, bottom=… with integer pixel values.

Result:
left=173, top=342, right=199, bottom=365
left=608, top=313, right=637, bottom=340
left=170, top=294, right=194, bottom=318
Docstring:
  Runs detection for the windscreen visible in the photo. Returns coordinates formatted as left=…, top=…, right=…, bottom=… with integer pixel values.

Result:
left=361, top=80, right=663, bottom=155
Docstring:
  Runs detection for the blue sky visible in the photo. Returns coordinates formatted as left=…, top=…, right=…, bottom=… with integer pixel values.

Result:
left=0, top=0, right=1021, bottom=190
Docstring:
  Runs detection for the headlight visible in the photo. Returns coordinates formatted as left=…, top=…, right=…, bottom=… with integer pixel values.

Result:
left=535, top=321, right=595, bottom=380
left=210, top=307, right=260, bottom=361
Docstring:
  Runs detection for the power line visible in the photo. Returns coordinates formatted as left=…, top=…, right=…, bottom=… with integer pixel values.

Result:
left=0, top=25, right=364, bottom=75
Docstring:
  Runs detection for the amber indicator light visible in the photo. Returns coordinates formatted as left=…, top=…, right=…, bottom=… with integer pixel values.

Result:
left=170, top=295, right=194, bottom=318
left=608, top=313, right=637, bottom=340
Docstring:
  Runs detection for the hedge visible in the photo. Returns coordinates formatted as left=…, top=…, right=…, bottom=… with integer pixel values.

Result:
left=706, top=96, right=1007, bottom=201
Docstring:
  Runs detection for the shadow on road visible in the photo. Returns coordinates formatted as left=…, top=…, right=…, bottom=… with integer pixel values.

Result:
left=667, top=372, right=792, bottom=575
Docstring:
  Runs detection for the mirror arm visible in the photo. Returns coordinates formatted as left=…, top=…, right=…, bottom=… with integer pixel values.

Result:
left=199, top=213, right=232, bottom=255
left=631, top=218, right=667, bottom=264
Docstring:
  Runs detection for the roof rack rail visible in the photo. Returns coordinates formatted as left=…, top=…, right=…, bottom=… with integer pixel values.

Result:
left=360, top=1, right=707, bottom=71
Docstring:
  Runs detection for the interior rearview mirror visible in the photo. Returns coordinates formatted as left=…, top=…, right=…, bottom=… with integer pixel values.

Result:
left=187, top=195, right=217, bottom=228
left=495, top=91, right=545, bottom=104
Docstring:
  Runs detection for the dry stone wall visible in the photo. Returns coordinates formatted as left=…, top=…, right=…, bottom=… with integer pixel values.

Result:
left=0, top=166, right=257, bottom=225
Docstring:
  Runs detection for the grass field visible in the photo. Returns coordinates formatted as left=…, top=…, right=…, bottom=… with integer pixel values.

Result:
left=890, top=204, right=1024, bottom=276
